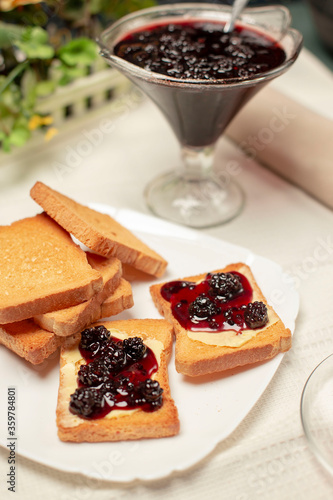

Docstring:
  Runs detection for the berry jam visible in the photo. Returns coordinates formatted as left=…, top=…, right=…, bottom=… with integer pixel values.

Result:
left=69, top=327, right=163, bottom=419
left=114, top=21, right=286, bottom=81
left=113, top=20, right=287, bottom=148
left=161, top=271, right=268, bottom=333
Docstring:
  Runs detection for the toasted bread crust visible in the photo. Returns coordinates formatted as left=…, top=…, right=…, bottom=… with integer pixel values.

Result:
left=56, top=319, right=179, bottom=442
left=150, top=263, right=292, bottom=377
left=0, top=280, right=134, bottom=364
left=30, top=182, right=167, bottom=277
left=34, top=254, right=122, bottom=336
left=0, top=320, right=65, bottom=365
left=101, top=278, right=134, bottom=317
left=0, top=213, right=103, bottom=324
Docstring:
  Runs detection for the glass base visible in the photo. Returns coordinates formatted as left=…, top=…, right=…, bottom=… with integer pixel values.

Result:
left=144, top=170, right=244, bottom=228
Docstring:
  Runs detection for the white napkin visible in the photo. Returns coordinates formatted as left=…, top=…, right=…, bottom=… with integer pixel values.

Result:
left=226, top=86, right=333, bottom=210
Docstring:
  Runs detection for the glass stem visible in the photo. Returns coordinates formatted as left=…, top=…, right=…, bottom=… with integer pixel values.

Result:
left=180, top=145, right=215, bottom=181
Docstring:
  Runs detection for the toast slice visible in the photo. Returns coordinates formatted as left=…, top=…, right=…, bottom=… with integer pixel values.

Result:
left=0, top=279, right=134, bottom=364
left=56, top=319, right=179, bottom=442
left=33, top=254, right=122, bottom=336
left=150, top=263, right=292, bottom=377
left=30, top=181, right=167, bottom=277
left=101, top=278, right=134, bottom=317
left=0, top=213, right=103, bottom=324
left=0, top=319, right=65, bottom=365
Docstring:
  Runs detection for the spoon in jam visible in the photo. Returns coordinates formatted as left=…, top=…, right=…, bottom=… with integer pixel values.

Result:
left=224, top=0, right=251, bottom=32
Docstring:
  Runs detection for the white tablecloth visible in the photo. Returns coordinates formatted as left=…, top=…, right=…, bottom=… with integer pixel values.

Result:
left=0, top=49, right=333, bottom=499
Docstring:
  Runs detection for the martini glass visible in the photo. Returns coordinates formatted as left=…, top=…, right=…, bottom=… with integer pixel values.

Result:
left=97, top=3, right=302, bottom=228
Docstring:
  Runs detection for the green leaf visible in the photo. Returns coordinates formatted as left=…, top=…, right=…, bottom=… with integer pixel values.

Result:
left=58, top=38, right=97, bottom=67
left=58, top=65, right=87, bottom=86
left=35, top=80, right=56, bottom=97
left=20, top=68, right=37, bottom=108
left=1, top=136, right=11, bottom=153
left=17, top=27, right=54, bottom=60
left=0, top=86, right=20, bottom=113
left=18, top=41, right=54, bottom=60
left=15, top=115, right=29, bottom=128
left=8, top=126, right=30, bottom=147
left=0, top=107, right=15, bottom=129
left=0, top=61, right=28, bottom=95
left=22, top=26, right=48, bottom=45
left=0, top=22, right=24, bottom=49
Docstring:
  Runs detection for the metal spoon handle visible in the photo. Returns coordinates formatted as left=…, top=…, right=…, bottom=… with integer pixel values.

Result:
left=224, top=0, right=250, bottom=33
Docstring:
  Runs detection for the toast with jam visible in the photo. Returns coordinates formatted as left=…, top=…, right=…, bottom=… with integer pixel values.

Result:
left=56, top=319, right=180, bottom=442
left=150, top=263, right=291, bottom=376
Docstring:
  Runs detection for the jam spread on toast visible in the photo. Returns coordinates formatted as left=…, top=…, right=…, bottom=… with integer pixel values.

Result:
left=69, top=326, right=162, bottom=419
left=161, top=271, right=268, bottom=333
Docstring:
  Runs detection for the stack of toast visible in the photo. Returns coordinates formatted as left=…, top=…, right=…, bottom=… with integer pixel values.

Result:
left=0, top=181, right=167, bottom=365
left=0, top=182, right=181, bottom=442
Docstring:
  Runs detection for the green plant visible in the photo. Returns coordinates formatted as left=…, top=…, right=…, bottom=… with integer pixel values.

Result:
left=0, top=0, right=156, bottom=152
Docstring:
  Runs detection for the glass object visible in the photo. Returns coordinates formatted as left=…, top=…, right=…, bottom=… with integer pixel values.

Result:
left=98, top=3, right=303, bottom=228
left=301, top=354, right=333, bottom=476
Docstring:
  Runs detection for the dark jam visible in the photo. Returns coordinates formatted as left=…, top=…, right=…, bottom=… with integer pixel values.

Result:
left=69, top=325, right=163, bottom=420
left=161, top=271, right=269, bottom=333
left=114, top=21, right=286, bottom=81
left=113, top=20, right=287, bottom=148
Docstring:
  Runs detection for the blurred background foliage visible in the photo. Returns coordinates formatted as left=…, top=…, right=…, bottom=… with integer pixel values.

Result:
left=0, top=0, right=331, bottom=152
left=0, top=0, right=156, bottom=151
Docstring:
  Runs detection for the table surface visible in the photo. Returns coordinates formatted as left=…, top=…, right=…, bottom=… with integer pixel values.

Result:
left=0, top=42, right=333, bottom=500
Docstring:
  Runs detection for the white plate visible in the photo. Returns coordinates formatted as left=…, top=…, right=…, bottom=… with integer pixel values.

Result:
left=0, top=205, right=299, bottom=482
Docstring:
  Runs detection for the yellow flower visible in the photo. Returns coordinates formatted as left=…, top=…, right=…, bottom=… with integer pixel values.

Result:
left=44, top=127, right=58, bottom=142
left=28, top=115, right=42, bottom=131
left=40, top=115, right=53, bottom=126
left=28, top=114, right=53, bottom=130
left=0, top=0, right=41, bottom=11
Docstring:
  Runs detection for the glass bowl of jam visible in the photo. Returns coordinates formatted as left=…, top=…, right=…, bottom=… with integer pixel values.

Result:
left=97, top=3, right=303, bottom=228
left=301, top=353, right=333, bottom=476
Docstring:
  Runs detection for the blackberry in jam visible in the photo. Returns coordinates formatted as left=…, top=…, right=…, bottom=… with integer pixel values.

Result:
left=78, top=357, right=113, bottom=387
left=123, top=336, right=147, bottom=361
left=208, top=272, right=243, bottom=302
left=70, top=328, right=162, bottom=419
left=224, top=306, right=247, bottom=329
left=160, top=280, right=193, bottom=301
left=139, top=378, right=163, bottom=411
left=188, top=294, right=221, bottom=322
left=139, top=378, right=163, bottom=402
left=114, top=375, right=135, bottom=395
left=69, top=387, right=105, bottom=418
left=79, top=325, right=110, bottom=359
left=244, top=301, right=268, bottom=329
left=100, top=341, right=127, bottom=374
left=100, top=380, right=117, bottom=399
